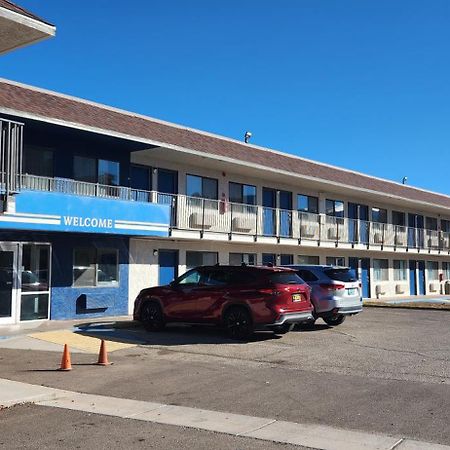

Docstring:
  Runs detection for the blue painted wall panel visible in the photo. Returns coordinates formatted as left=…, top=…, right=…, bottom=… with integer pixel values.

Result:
left=0, top=191, right=170, bottom=237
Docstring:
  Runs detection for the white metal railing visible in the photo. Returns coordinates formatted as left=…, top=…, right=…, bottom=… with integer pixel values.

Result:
left=16, top=173, right=450, bottom=251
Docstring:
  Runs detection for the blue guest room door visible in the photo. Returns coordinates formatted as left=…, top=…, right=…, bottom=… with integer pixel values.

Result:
left=409, top=260, right=417, bottom=295
left=158, top=250, right=179, bottom=286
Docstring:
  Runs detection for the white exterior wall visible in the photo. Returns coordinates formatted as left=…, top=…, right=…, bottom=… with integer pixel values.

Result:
left=128, top=237, right=449, bottom=313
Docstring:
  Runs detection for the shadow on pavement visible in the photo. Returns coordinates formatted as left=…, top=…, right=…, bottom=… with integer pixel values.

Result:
left=73, top=320, right=281, bottom=346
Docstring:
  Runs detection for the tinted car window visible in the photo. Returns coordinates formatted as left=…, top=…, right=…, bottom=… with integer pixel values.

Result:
left=269, top=272, right=305, bottom=285
left=297, top=270, right=318, bottom=282
left=324, top=268, right=357, bottom=282
left=203, top=270, right=229, bottom=286
left=228, top=270, right=257, bottom=285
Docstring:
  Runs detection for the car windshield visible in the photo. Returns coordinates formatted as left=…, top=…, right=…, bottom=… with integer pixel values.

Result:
left=269, top=272, right=305, bottom=285
left=324, top=268, right=357, bottom=282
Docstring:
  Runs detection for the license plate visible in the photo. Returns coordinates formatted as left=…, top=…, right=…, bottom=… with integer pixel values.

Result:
left=292, top=294, right=302, bottom=302
left=347, top=288, right=357, bottom=296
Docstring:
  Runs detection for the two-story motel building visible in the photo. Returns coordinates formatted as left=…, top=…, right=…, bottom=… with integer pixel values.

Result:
left=2, top=2, right=450, bottom=325
left=2, top=78, right=450, bottom=325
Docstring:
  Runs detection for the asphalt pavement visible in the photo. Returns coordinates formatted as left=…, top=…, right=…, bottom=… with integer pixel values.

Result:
left=0, top=307, right=449, bottom=448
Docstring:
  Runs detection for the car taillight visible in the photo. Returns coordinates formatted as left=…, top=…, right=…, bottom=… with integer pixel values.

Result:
left=320, top=283, right=345, bottom=291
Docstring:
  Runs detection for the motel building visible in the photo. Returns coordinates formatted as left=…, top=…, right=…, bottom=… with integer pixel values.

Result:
left=1, top=2, right=450, bottom=326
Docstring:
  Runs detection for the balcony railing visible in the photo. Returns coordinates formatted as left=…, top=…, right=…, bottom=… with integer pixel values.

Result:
left=15, top=173, right=450, bottom=252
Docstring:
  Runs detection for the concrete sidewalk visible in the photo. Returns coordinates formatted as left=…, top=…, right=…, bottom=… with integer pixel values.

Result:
left=1, top=378, right=448, bottom=450
left=364, top=296, right=450, bottom=310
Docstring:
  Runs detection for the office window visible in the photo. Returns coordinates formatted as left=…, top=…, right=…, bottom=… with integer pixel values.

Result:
left=393, top=260, right=407, bottom=281
left=73, top=248, right=119, bottom=287
left=297, top=195, right=318, bottom=214
left=297, top=255, right=320, bottom=265
left=373, top=259, right=389, bottom=281
left=23, top=146, right=54, bottom=177
left=426, top=261, right=439, bottom=280
left=229, top=253, right=256, bottom=266
left=326, top=199, right=344, bottom=218
left=371, top=208, right=387, bottom=223
left=392, top=211, right=405, bottom=226
left=326, top=257, right=346, bottom=266
left=186, top=251, right=218, bottom=270
left=229, top=182, right=256, bottom=205
left=187, top=174, right=218, bottom=200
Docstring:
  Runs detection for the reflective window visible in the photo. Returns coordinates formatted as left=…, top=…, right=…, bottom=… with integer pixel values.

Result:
left=371, top=208, right=387, bottom=223
left=326, top=199, right=344, bottom=218
left=297, top=195, right=318, bottom=214
left=229, top=253, right=256, bottom=266
left=229, top=182, right=256, bottom=205
left=73, top=248, right=119, bottom=287
left=187, top=174, right=218, bottom=200
left=186, top=251, right=218, bottom=270
left=297, top=255, right=319, bottom=265
left=426, top=217, right=438, bottom=231
left=393, top=260, right=407, bottom=281
left=20, top=244, right=50, bottom=321
left=392, top=211, right=405, bottom=226
left=373, top=259, right=389, bottom=281
left=326, top=257, right=346, bottom=266
left=426, top=261, right=439, bottom=280
left=23, top=146, right=54, bottom=177
left=74, top=156, right=97, bottom=183
left=98, top=159, right=120, bottom=186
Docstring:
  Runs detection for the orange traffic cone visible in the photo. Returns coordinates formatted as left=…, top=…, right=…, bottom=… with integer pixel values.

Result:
left=96, top=339, right=110, bottom=366
left=58, top=344, right=72, bottom=371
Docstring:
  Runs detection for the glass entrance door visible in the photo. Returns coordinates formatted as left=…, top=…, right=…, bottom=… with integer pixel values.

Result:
left=0, top=243, right=18, bottom=325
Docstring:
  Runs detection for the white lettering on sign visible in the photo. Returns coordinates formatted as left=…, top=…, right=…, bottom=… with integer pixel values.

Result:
left=63, top=216, right=113, bottom=229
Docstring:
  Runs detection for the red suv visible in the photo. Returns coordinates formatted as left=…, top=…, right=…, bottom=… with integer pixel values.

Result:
left=133, top=265, right=313, bottom=340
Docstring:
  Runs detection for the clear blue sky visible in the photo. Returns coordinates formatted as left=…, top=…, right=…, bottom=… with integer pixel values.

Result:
left=3, top=1, right=450, bottom=193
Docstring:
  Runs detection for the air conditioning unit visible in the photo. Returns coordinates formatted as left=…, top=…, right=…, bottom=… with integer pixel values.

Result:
left=373, top=233, right=383, bottom=244
left=445, top=281, right=450, bottom=295
left=232, top=217, right=252, bottom=233
left=327, top=227, right=338, bottom=240
left=300, top=224, right=316, bottom=238
left=189, top=212, right=213, bottom=229
left=375, top=285, right=386, bottom=298
left=395, top=284, right=405, bottom=294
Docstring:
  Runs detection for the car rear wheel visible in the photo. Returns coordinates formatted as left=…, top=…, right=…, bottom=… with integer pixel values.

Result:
left=323, top=314, right=346, bottom=326
left=141, top=301, right=165, bottom=332
left=223, top=307, right=253, bottom=341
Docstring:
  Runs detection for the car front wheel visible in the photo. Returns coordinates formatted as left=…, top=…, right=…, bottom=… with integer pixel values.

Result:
left=141, top=301, right=165, bottom=332
left=223, top=306, right=253, bottom=341
left=323, top=314, right=346, bottom=326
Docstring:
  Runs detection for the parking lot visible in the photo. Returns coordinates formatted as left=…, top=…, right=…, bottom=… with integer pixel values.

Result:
left=1, top=307, right=449, bottom=448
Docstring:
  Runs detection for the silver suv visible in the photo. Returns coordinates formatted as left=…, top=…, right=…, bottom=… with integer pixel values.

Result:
left=281, top=265, right=363, bottom=326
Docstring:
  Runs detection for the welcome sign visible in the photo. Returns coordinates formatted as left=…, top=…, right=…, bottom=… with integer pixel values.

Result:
left=0, top=190, right=171, bottom=236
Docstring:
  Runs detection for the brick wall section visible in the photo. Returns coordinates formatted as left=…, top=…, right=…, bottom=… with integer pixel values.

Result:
left=1, top=79, right=450, bottom=209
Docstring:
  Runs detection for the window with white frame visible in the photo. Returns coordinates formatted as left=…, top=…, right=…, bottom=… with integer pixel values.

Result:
left=326, top=257, right=346, bottom=266
left=426, top=261, right=439, bottom=280
left=393, top=260, right=407, bottom=281
left=373, top=259, right=389, bottom=281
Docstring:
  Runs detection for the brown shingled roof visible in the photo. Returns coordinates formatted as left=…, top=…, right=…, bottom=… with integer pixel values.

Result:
left=1, top=78, right=450, bottom=209
left=0, top=0, right=53, bottom=26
